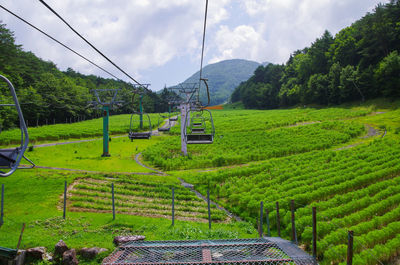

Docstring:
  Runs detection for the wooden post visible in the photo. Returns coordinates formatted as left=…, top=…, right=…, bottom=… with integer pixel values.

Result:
left=16, top=223, right=25, bottom=250
left=276, top=202, right=281, bottom=237
left=347, top=230, right=354, bottom=265
left=112, top=183, right=115, bottom=220
left=290, top=200, right=297, bottom=244
left=0, top=184, right=4, bottom=226
left=266, top=208, right=271, bottom=237
left=171, top=187, right=175, bottom=226
left=207, top=189, right=211, bottom=229
left=63, top=181, right=67, bottom=219
left=259, top=201, right=263, bottom=237
left=312, top=207, right=317, bottom=259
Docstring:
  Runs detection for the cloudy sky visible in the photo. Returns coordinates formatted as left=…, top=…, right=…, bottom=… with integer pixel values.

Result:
left=1, top=0, right=387, bottom=90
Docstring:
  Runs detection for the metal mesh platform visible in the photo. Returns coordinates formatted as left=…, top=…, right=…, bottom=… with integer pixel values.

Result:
left=103, top=238, right=317, bottom=265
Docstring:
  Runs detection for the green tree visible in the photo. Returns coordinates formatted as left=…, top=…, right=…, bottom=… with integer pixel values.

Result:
left=375, top=51, right=400, bottom=97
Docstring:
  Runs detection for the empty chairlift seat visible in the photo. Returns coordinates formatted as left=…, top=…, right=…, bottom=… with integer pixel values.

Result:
left=157, top=113, right=171, bottom=132
left=0, top=148, right=19, bottom=168
left=128, top=131, right=151, bottom=140
left=186, top=133, right=213, bottom=144
left=128, top=112, right=152, bottom=141
left=185, top=109, right=215, bottom=144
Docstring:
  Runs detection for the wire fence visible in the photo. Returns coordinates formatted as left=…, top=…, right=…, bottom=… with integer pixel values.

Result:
left=103, top=238, right=317, bottom=265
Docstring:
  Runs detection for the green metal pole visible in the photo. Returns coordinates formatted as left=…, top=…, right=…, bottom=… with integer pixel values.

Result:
left=102, top=105, right=110, bottom=157
left=139, top=94, right=143, bottom=130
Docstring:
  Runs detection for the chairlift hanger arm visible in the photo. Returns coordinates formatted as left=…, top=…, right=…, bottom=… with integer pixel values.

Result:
left=0, top=75, right=30, bottom=177
left=89, top=89, right=122, bottom=107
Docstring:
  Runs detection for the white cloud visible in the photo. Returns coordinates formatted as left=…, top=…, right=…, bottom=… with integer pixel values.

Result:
left=0, top=0, right=388, bottom=88
left=1, top=0, right=231, bottom=82
left=236, top=0, right=387, bottom=64
left=209, top=25, right=266, bottom=63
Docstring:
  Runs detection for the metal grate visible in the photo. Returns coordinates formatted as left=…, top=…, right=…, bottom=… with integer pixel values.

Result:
left=103, top=238, right=317, bottom=265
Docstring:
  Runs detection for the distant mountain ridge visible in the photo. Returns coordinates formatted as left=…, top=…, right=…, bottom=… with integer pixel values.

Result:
left=180, top=59, right=263, bottom=105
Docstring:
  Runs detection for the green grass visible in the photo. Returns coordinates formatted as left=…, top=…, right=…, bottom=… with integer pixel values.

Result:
left=145, top=107, right=370, bottom=170
left=0, top=113, right=161, bottom=146
left=26, top=135, right=165, bottom=173
left=2, top=101, right=400, bottom=264
left=0, top=170, right=257, bottom=264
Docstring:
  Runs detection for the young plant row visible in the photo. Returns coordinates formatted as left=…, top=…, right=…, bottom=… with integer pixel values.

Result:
left=67, top=176, right=228, bottom=222
left=144, top=121, right=365, bottom=170
left=179, top=137, right=400, bottom=264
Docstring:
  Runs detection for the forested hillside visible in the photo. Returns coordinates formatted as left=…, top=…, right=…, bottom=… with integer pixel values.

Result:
left=232, top=1, right=400, bottom=109
left=181, top=59, right=261, bottom=105
left=0, top=22, right=175, bottom=130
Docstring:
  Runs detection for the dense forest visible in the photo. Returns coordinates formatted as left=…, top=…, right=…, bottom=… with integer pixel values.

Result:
left=231, top=1, right=400, bottom=109
left=0, top=22, right=177, bottom=130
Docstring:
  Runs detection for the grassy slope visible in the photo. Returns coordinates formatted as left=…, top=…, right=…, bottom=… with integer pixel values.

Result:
left=1, top=99, right=399, bottom=264
left=0, top=170, right=256, bottom=264
left=0, top=113, right=161, bottom=146
left=28, top=135, right=165, bottom=173
left=176, top=100, right=400, bottom=265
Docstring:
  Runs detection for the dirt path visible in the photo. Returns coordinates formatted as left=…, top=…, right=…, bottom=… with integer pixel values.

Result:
left=151, top=116, right=178, bottom=136
left=134, top=153, right=165, bottom=175
left=335, top=124, right=384, bottom=151
left=35, top=165, right=163, bottom=175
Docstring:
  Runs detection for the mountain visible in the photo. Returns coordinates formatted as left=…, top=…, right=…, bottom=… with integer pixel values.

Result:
left=180, top=59, right=262, bottom=105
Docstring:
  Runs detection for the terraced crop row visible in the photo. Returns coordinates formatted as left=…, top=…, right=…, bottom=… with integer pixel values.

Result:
left=144, top=121, right=365, bottom=170
left=181, top=137, right=400, bottom=264
left=66, top=175, right=228, bottom=222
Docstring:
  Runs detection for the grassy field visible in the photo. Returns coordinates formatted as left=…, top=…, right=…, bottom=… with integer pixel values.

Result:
left=1, top=99, right=400, bottom=264
left=0, top=113, right=161, bottom=146
left=145, top=107, right=370, bottom=170
left=28, top=135, right=165, bottom=173
left=0, top=170, right=255, bottom=264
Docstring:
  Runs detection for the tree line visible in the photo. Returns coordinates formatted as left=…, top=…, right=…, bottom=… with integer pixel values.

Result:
left=0, top=22, right=178, bottom=130
left=231, top=1, right=400, bottom=109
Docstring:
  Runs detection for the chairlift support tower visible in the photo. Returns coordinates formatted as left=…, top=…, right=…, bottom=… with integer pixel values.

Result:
left=131, top=84, right=150, bottom=130
left=171, top=83, right=198, bottom=156
left=89, top=89, right=123, bottom=157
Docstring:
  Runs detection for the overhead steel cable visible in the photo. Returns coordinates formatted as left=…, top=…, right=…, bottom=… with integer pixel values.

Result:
left=197, top=0, right=210, bottom=107
left=199, top=0, right=209, bottom=83
left=38, top=0, right=144, bottom=87
left=0, top=4, right=121, bottom=81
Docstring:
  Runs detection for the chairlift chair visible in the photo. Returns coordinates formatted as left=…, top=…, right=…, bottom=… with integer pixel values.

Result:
left=0, top=75, right=35, bottom=177
left=169, top=116, right=178, bottom=122
left=128, top=112, right=152, bottom=141
left=157, top=113, right=170, bottom=132
left=190, top=115, right=206, bottom=134
left=184, top=109, right=214, bottom=144
left=169, top=107, right=178, bottom=122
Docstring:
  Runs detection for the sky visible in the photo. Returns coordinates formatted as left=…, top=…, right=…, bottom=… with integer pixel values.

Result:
left=1, top=0, right=388, bottom=91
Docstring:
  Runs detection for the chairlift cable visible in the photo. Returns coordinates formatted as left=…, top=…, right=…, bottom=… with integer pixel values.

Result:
left=38, top=0, right=144, bottom=87
left=0, top=5, right=121, bottom=81
left=198, top=0, right=209, bottom=104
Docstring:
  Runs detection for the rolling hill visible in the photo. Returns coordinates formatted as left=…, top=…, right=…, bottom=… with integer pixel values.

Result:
left=179, top=59, right=263, bottom=106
